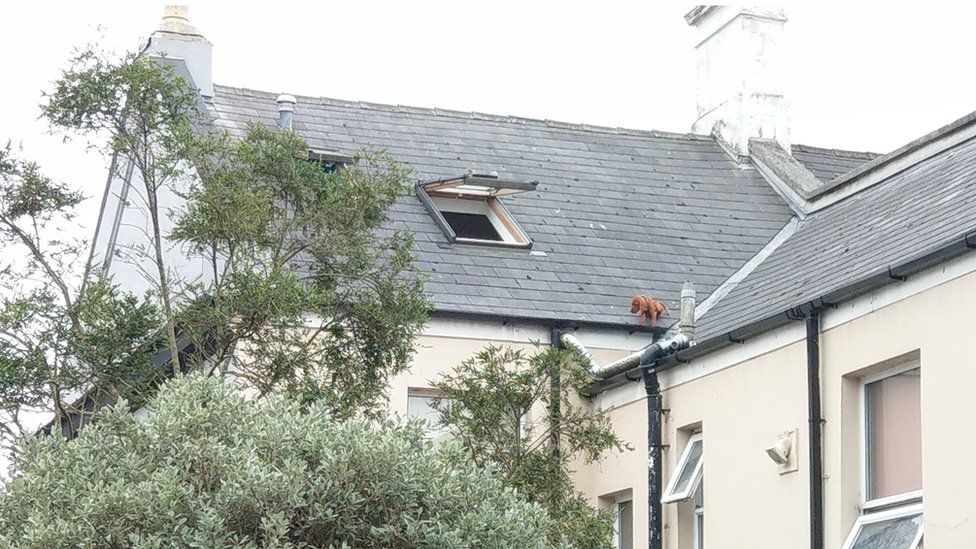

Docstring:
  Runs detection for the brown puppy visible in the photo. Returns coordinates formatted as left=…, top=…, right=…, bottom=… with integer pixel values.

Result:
left=631, top=295, right=670, bottom=327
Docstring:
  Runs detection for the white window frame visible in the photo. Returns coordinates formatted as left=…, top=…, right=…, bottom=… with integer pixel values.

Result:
left=407, top=388, right=448, bottom=439
left=612, top=499, right=633, bottom=549
left=693, top=483, right=704, bottom=549
left=860, top=362, right=922, bottom=511
left=662, top=433, right=703, bottom=503
left=841, top=502, right=924, bottom=549
left=416, top=175, right=534, bottom=248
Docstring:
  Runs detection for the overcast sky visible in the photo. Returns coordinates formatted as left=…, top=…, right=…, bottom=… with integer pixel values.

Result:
left=2, top=2, right=975, bottom=235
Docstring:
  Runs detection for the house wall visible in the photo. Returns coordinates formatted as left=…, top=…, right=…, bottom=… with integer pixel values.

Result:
left=91, top=157, right=210, bottom=297
left=388, top=317, right=648, bottom=541
left=578, top=252, right=976, bottom=547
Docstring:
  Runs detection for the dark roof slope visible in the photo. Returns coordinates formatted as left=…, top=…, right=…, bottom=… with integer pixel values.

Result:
left=210, top=85, right=794, bottom=326
left=791, top=144, right=880, bottom=183
left=696, top=132, right=976, bottom=342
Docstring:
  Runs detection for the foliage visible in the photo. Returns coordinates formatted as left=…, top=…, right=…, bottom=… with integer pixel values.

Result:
left=0, top=143, right=164, bottom=451
left=0, top=375, right=554, bottom=548
left=172, top=125, right=428, bottom=419
left=37, top=46, right=428, bottom=420
left=433, top=345, right=630, bottom=548
left=42, top=47, right=204, bottom=377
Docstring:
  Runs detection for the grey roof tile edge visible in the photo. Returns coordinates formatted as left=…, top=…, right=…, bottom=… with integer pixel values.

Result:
left=816, top=110, right=976, bottom=194
left=791, top=143, right=880, bottom=161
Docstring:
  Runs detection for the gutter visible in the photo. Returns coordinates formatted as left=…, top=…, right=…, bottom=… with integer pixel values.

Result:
left=586, top=228, right=976, bottom=394
left=430, top=308, right=665, bottom=336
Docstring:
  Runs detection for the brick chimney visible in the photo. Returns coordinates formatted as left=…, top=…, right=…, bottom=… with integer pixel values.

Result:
left=146, top=5, right=213, bottom=99
left=686, top=6, right=788, bottom=156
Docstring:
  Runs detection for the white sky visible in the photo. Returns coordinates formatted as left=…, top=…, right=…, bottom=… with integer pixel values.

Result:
left=2, top=1, right=975, bottom=239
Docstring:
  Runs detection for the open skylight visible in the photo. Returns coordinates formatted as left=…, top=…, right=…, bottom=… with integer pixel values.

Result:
left=416, top=172, right=537, bottom=247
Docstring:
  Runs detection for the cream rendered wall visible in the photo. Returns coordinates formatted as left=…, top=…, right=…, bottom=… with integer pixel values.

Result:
left=387, top=322, right=643, bottom=541
left=582, top=259, right=976, bottom=548
left=660, top=340, right=808, bottom=549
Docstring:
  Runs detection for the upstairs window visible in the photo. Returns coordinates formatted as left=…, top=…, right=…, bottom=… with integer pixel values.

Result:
left=662, top=433, right=704, bottom=549
left=305, top=148, right=354, bottom=173
left=416, top=172, right=536, bottom=247
left=407, top=388, right=449, bottom=442
left=864, top=365, right=922, bottom=506
left=662, top=433, right=703, bottom=503
left=843, top=363, right=923, bottom=549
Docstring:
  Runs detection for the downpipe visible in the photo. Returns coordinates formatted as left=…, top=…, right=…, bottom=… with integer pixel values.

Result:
left=640, top=333, right=690, bottom=549
left=807, top=309, right=824, bottom=549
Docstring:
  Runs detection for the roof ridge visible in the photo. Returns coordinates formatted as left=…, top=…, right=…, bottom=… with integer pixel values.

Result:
left=212, top=83, right=712, bottom=142
left=791, top=143, right=880, bottom=159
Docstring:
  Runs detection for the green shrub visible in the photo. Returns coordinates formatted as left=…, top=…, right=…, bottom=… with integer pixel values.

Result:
left=0, top=375, right=552, bottom=548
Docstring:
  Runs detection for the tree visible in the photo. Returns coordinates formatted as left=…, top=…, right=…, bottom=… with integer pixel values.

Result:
left=432, top=345, right=630, bottom=548
left=43, top=48, right=202, bottom=378
left=0, top=143, right=164, bottom=452
left=39, top=47, right=429, bottom=419
left=0, top=375, right=554, bottom=548
left=172, top=125, right=428, bottom=419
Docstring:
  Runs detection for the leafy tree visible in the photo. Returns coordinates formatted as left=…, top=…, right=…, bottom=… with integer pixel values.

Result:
left=42, top=48, right=201, bottom=378
left=39, top=47, right=428, bottom=419
left=0, top=375, right=554, bottom=548
left=172, top=125, right=427, bottom=419
left=0, top=143, right=163, bottom=452
left=433, top=345, right=630, bottom=548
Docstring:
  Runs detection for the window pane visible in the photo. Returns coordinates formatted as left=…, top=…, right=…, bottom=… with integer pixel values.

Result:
left=850, top=512, right=922, bottom=549
left=865, top=368, right=921, bottom=500
left=408, top=394, right=444, bottom=436
left=616, top=501, right=633, bottom=549
left=441, top=211, right=502, bottom=241
left=672, top=439, right=703, bottom=495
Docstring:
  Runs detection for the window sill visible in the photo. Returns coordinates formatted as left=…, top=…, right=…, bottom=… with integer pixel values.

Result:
left=453, top=237, right=533, bottom=249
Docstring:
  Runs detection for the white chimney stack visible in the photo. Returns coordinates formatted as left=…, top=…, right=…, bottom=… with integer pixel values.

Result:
left=146, top=5, right=214, bottom=99
left=686, top=6, right=789, bottom=156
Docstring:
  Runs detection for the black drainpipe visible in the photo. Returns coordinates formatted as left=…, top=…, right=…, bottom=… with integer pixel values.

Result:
left=638, top=334, right=690, bottom=549
left=806, top=309, right=824, bottom=549
left=642, top=365, right=664, bottom=549
left=550, top=328, right=562, bottom=461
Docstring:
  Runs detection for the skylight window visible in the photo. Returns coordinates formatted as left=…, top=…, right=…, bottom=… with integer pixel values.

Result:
left=305, top=148, right=354, bottom=173
left=416, top=172, right=537, bottom=247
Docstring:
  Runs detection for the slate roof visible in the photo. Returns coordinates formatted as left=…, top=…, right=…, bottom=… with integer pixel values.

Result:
left=209, top=85, right=795, bottom=326
left=696, top=130, right=976, bottom=342
left=791, top=144, right=880, bottom=183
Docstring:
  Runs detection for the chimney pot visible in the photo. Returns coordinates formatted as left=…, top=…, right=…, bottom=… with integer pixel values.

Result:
left=277, top=94, right=297, bottom=129
left=147, top=5, right=213, bottom=98
left=162, top=5, right=190, bottom=24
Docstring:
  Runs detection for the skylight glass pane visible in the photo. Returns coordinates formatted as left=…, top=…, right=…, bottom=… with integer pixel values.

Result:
left=671, top=439, right=703, bottom=495
left=850, top=512, right=922, bottom=549
left=441, top=211, right=503, bottom=241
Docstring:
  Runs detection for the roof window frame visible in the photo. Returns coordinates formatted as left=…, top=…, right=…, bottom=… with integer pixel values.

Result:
left=416, top=173, right=536, bottom=248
